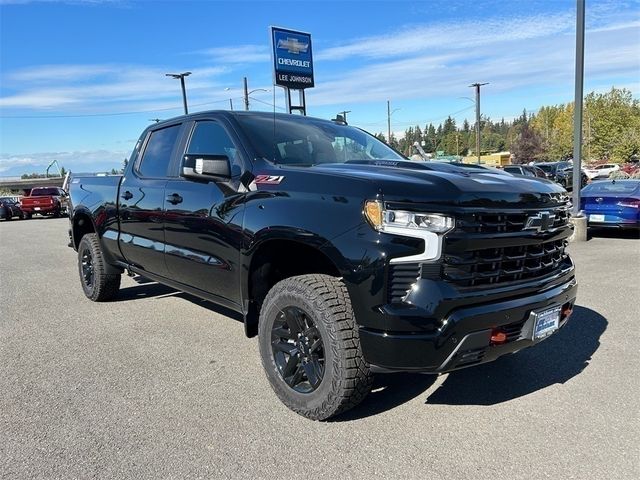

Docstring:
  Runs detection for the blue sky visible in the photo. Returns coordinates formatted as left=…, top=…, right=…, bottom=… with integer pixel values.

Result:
left=1, top=0, right=639, bottom=175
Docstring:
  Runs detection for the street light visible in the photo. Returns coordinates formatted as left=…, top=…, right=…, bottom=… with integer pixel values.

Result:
left=165, top=72, right=191, bottom=115
left=223, top=87, right=235, bottom=110
left=469, top=82, right=489, bottom=164
left=242, top=77, right=269, bottom=110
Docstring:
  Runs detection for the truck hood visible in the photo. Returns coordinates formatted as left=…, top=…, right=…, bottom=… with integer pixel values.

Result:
left=301, top=160, right=568, bottom=209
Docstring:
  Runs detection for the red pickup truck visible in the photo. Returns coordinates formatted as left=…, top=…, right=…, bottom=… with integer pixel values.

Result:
left=21, top=186, right=69, bottom=218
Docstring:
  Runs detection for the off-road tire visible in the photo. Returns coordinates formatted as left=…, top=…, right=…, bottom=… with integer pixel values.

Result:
left=258, top=274, right=373, bottom=420
left=78, top=233, right=121, bottom=301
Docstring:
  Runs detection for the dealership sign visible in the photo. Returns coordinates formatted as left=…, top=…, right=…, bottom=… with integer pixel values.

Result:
left=271, top=27, right=314, bottom=89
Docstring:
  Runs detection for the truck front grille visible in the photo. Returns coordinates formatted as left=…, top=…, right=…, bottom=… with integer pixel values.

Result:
left=443, top=238, right=569, bottom=288
left=455, top=208, right=569, bottom=234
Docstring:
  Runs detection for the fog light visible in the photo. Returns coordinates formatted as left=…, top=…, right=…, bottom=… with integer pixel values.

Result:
left=490, top=329, right=507, bottom=345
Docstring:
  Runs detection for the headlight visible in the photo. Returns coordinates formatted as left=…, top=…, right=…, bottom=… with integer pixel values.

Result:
left=363, top=200, right=453, bottom=263
left=364, top=200, right=453, bottom=233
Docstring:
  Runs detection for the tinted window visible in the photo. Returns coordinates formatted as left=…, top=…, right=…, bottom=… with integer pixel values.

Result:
left=31, top=188, right=59, bottom=196
left=187, top=121, right=239, bottom=162
left=584, top=181, right=639, bottom=194
left=138, top=125, right=180, bottom=177
left=503, top=166, right=521, bottom=174
left=235, top=114, right=403, bottom=166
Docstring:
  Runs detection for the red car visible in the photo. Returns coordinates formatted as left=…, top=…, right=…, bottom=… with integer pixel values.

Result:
left=21, top=187, right=69, bottom=218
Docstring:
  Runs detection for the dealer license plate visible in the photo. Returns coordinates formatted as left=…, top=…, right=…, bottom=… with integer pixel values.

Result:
left=590, top=214, right=605, bottom=222
left=34, top=207, right=41, bottom=211
left=533, top=306, right=561, bottom=340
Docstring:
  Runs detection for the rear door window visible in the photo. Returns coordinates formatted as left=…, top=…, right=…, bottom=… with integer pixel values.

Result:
left=137, top=125, right=181, bottom=178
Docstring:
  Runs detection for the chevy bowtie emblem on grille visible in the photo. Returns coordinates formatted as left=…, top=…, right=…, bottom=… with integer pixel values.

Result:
left=277, top=37, right=309, bottom=54
left=524, top=211, right=555, bottom=232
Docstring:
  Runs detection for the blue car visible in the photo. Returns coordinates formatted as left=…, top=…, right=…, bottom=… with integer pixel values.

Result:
left=580, top=179, right=640, bottom=229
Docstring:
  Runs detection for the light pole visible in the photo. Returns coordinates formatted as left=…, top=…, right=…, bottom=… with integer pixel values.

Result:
left=572, top=0, right=586, bottom=219
left=165, top=72, right=191, bottom=115
left=387, top=100, right=400, bottom=145
left=469, top=82, right=489, bottom=164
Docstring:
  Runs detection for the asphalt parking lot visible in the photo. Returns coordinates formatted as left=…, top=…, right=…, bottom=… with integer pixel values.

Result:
left=1, top=217, right=638, bottom=479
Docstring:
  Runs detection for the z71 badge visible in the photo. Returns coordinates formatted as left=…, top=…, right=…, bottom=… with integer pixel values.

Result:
left=254, top=175, right=285, bottom=185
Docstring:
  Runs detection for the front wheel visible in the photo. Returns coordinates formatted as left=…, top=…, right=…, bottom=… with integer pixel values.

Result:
left=258, top=274, right=373, bottom=420
left=77, top=233, right=121, bottom=301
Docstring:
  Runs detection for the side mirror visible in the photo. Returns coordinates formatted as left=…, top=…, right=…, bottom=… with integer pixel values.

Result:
left=181, top=154, right=231, bottom=181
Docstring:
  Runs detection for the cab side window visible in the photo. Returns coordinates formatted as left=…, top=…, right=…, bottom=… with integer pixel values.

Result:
left=138, top=125, right=181, bottom=178
left=187, top=121, right=239, bottom=163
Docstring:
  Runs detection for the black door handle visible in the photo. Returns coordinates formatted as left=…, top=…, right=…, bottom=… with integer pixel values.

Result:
left=166, top=193, right=183, bottom=205
left=121, top=191, right=133, bottom=200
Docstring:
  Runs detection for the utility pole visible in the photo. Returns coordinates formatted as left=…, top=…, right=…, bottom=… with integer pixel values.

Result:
left=229, top=98, right=234, bottom=110
left=339, top=110, right=351, bottom=123
left=469, top=82, right=488, bottom=164
left=165, top=72, right=191, bottom=115
left=243, top=77, right=249, bottom=111
left=387, top=100, right=391, bottom=143
left=386, top=101, right=400, bottom=145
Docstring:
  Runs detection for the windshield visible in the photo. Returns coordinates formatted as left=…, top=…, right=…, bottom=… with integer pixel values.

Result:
left=31, top=188, right=59, bottom=196
left=584, top=181, right=639, bottom=194
left=235, top=115, right=404, bottom=166
left=536, top=164, right=555, bottom=173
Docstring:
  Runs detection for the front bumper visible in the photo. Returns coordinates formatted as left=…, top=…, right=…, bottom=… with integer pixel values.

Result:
left=359, top=276, right=577, bottom=373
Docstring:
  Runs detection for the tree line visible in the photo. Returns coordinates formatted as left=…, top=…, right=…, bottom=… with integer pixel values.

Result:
left=376, top=87, right=639, bottom=164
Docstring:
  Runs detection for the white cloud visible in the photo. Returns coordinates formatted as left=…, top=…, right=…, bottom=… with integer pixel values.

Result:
left=315, top=13, right=575, bottom=61
left=0, top=150, right=128, bottom=175
left=0, top=64, right=230, bottom=110
left=307, top=21, right=640, bottom=109
left=195, top=44, right=271, bottom=64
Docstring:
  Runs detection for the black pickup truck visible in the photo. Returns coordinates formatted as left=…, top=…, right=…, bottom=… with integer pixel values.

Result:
left=68, top=111, right=577, bottom=420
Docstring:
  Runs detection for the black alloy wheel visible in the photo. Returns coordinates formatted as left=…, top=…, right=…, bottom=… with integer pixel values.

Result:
left=77, top=233, right=121, bottom=301
left=258, top=274, right=373, bottom=420
left=81, top=247, right=94, bottom=289
left=271, top=306, right=325, bottom=393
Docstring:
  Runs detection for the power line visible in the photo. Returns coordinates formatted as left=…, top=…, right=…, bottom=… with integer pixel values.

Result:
left=247, top=96, right=287, bottom=111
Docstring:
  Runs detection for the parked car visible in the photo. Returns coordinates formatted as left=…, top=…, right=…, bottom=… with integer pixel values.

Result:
left=20, top=186, right=69, bottom=218
left=583, top=163, right=620, bottom=180
left=68, top=110, right=577, bottom=420
left=503, top=165, right=548, bottom=178
left=535, top=162, right=588, bottom=190
left=0, top=196, right=25, bottom=220
left=580, top=179, right=640, bottom=229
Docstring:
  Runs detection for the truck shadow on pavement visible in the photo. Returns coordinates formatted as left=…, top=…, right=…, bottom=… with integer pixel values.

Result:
left=424, top=306, right=606, bottom=406
left=116, top=276, right=245, bottom=323
left=334, top=306, right=606, bottom=421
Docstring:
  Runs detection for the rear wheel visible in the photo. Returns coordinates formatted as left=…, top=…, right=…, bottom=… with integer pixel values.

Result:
left=258, top=274, right=372, bottom=420
left=77, top=233, right=121, bottom=301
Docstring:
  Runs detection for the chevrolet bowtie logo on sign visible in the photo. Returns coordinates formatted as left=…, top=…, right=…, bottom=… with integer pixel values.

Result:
left=271, top=26, right=314, bottom=89
left=524, top=211, right=556, bottom=232
left=277, top=37, right=309, bottom=55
